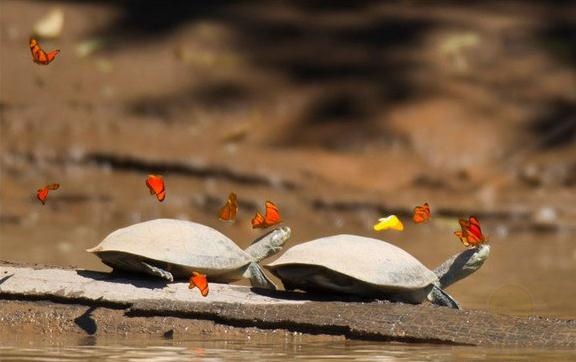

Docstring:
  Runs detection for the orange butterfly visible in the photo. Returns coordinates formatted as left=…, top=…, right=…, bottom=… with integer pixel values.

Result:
left=218, top=192, right=238, bottom=222
left=251, top=201, right=282, bottom=229
left=454, top=216, right=487, bottom=247
left=36, top=183, right=60, bottom=205
left=188, top=272, right=209, bottom=297
left=30, top=38, right=60, bottom=65
left=412, top=202, right=431, bottom=223
left=145, top=174, right=166, bottom=202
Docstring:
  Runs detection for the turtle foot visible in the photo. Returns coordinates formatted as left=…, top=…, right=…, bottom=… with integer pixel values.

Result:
left=244, top=262, right=278, bottom=290
left=141, top=261, right=174, bottom=282
left=428, top=285, right=460, bottom=309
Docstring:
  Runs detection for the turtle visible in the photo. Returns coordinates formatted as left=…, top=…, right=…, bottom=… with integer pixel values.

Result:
left=264, top=234, right=490, bottom=308
left=87, top=218, right=291, bottom=289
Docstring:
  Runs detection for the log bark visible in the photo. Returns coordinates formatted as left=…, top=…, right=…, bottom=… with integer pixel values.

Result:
left=1, top=262, right=574, bottom=347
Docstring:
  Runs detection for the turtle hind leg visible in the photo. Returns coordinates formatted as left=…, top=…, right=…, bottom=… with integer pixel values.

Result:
left=427, top=285, right=460, bottom=309
left=243, top=262, right=278, bottom=290
left=141, top=261, right=174, bottom=282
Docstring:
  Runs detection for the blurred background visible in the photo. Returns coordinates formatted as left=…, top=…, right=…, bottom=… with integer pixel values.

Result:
left=1, top=1, right=575, bottom=318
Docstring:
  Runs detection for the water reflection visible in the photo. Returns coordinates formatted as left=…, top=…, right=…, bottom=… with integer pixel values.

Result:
left=1, top=338, right=575, bottom=361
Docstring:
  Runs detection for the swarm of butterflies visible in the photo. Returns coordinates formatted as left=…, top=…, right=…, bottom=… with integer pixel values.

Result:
left=374, top=202, right=487, bottom=247
left=31, top=37, right=487, bottom=298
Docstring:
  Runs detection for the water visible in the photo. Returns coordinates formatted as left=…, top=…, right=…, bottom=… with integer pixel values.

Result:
left=2, top=337, right=576, bottom=361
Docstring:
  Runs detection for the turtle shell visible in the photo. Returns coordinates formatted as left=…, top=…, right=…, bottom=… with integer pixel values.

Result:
left=266, top=234, right=438, bottom=291
left=87, top=219, right=252, bottom=277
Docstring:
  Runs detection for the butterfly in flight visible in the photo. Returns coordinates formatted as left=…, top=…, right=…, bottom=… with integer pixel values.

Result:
left=454, top=216, right=487, bottom=247
left=189, top=272, right=209, bottom=297
left=30, top=38, right=60, bottom=65
left=251, top=201, right=282, bottom=229
left=36, top=183, right=60, bottom=205
left=373, top=215, right=404, bottom=231
left=412, top=202, right=431, bottom=224
left=218, top=192, right=238, bottom=222
left=145, top=174, right=166, bottom=202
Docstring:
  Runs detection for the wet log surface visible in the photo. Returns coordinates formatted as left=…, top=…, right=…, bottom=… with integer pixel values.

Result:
left=1, top=262, right=574, bottom=347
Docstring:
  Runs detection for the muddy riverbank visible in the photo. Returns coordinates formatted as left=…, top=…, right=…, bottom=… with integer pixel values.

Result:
left=1, top=262, right=575, bottom=347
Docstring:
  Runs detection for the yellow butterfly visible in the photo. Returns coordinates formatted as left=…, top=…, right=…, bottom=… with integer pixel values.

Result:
left=373, top=215, right=404, bottom=231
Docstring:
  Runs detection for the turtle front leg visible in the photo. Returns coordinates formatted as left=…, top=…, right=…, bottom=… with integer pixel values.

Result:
left=427, top=285, right=460, bottom=309
left=243, top=262, right=278, bottom=290
left=141, top=261, right=174, bottom=282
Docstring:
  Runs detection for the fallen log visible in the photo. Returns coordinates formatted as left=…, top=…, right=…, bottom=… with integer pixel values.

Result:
left=1, top=262, right=574, bottom=347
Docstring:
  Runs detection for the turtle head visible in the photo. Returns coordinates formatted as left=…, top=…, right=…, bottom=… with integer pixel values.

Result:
left=433, top=244, right=490, bottom=289
left=244, top=226, right=292, bottom=262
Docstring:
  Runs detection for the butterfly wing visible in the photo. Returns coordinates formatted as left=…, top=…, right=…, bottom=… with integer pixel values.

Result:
left=251, top=211, right=266, bottom=228
left=145, top=175, right=157, bottom=195
left=46, top=183, right=60, bottom=190
left=453, top=230, right=470, bottom=246
left=373, top=215, right=404, bottom=231
left=218, top=192, right=238, bottom=221
left=189, top=272, right=209, bottom=297
left=263, top=201, right=281, bottom=227
left=30, top=38, right=59, bottom=65
left=412, top=203, right=431, bottom=223
left=45, top=49, right=60, bottom=63
left=30, top=38, right=46, bottom=64
left=465, top=216, right=485, bottom=246
left=467, top=216, right=483, bottom=237
left=218, top=201, right=232, bottom=221
left=36, top=187, right=49, bottom=205
left=455, top=217, right=485, bottom=247
left=146, top=175, right=165, bottom=202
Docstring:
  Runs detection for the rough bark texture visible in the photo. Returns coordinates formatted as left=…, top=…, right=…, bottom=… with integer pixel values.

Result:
left=1, top=262, right=574, bottom=347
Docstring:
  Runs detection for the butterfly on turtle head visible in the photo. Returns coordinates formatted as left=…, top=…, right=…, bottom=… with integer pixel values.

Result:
left=251, top=201, right=282, bottom=229
left=454, top=216, right=487, bottom=247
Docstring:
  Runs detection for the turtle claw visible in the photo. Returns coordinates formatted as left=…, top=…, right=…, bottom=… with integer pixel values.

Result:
left=141, top=261, right=174, bottom=282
